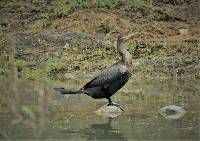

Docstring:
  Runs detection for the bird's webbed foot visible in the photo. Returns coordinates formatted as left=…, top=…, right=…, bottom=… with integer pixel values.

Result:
left=107, top=102, right=119, bottom=106
left=107, top=102, right=124, bottom=111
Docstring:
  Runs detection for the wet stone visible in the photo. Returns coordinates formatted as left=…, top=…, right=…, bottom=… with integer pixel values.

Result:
left=160, top=105, right=186, bottom=119
left=94, top=104, right=123, bottom=118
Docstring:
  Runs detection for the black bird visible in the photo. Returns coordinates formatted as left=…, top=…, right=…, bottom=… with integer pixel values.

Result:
left=54, top=32, right=140, bottom=110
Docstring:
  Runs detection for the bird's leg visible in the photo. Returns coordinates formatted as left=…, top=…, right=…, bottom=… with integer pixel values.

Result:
left=107, top=97, right=124, bottom=111
left=107, top=97, right=119, bottom=106
left=107, top=97, right=113, bottom=106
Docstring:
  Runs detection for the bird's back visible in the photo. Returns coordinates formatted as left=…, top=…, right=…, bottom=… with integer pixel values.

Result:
left=82, top=63, right=132, bottom=99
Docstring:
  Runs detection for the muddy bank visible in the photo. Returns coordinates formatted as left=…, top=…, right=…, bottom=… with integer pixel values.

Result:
left=0, top=29, right=199, bottom=81
left=0, top=0, right=199, bottom=80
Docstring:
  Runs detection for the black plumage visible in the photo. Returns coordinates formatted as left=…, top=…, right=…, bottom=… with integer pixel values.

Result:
left=54, top=32, right=140, bottom=109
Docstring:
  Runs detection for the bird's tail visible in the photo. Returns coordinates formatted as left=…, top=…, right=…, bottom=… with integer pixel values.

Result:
left=54, top=87, right=83, bottom=94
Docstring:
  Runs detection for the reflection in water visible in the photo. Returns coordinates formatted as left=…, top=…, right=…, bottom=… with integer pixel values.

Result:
left=0, top=78, right=53, bottom=140
left=0, top=78, right=199, bottom=140
left=84, top=118, right=127, bottom=141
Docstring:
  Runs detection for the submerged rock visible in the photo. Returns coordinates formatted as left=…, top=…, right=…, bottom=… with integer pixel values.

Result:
left=94, top=104, right=123, bottom=118
left=160, top=105, right=186, bottom=119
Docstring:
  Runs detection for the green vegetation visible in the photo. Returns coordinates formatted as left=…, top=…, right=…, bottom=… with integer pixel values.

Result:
left=132, top=0, right=144, bottom=9
left=21, top=68, right=46, bottom=80
left=21, top=105, right=36, bottom=120
left=12, top=59, right=63, bottom=80
left=0, top=0, right=145, bottom=32
left=98, top=0, right=111, bottom=9
left=97, top=18, right=110, bottom=33
left=76, top=0, right=95, bottom=8
left=0, top=1, right=25, bottom=13
left=15, top=60, right=33, bottom=69
left=0, top=33, right=7, bottom=46
left=51, top=0, right=145, bottom=18
left=42, top=60, right=63, bottom=77
left=53, top=0, right=72, bottom=18
left=39, top=12, right=50, bottom=19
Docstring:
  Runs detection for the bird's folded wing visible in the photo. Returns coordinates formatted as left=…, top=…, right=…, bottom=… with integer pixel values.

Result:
left=83, top=64, right=128, bottom=88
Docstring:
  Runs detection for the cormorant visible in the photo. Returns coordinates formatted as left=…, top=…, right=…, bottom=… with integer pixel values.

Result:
left=54, top=32, right=140, bottom=110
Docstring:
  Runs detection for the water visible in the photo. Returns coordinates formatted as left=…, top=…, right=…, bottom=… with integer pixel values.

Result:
left=0, top=77, right=199, bottom=141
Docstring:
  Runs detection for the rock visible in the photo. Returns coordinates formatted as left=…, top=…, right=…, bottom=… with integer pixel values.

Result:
left=63, top=42, right=69, bottom=49
left=94, top=104, right=123, bottom=117
left=16, top=29, right=105, bottom=49
left=16, top=33, right=39, bottom=48
left=160, top=105, right=186, bottom=119
left=179, top=28, right=189, bottom=35
left=38, top=29, right=105, bottom=48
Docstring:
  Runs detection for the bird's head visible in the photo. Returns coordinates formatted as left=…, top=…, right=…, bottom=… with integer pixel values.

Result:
left=118, top=32, right=140, bottom=43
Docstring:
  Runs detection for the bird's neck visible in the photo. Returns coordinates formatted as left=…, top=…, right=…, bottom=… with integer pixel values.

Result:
left=117, top=42, right=132, bottom=65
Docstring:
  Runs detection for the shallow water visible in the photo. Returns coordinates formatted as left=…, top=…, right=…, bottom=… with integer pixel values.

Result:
left=0, top=77, right=199, bottom=141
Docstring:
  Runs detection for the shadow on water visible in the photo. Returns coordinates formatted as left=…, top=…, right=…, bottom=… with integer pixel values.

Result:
left=55, top=117, right=127, bottom=141
left=0, top=77, right=199, bottom=141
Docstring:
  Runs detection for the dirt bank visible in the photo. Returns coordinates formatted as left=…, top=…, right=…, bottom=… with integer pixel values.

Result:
left=0, top=0, right=199, bottom=80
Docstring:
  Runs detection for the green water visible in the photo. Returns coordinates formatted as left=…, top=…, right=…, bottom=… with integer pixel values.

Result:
left=0, top=77, right=199, bottom=141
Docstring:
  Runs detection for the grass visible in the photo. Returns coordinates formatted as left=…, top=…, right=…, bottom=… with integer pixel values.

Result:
left=42, top=60, right=63, bottom=77
left=50, top=0, right=145, bottom=18
left=0, top=1, right=25, bottom=13
left=132, top=0, right=144, bottom=9
left=96, top=18, right=110, bottom=33
left=13, top=58, right=64, bottom=80
left=76, top=0, right=95, bottom=8
left=53, top=0, right=73, bottom=18
left=98, top=0, right=111, bottom=9
left=0, top=33, right=7, bottom=46
left=21, top=68, right=46, bottom=80
left=39, top=12, right=50, bottom=19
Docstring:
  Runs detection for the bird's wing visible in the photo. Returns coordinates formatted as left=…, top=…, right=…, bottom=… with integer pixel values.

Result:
left=83, top=64, right=129, bottom=88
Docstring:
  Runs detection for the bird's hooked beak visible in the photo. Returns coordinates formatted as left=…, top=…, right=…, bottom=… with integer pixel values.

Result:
left=120, top=32, right=140, bottom=42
